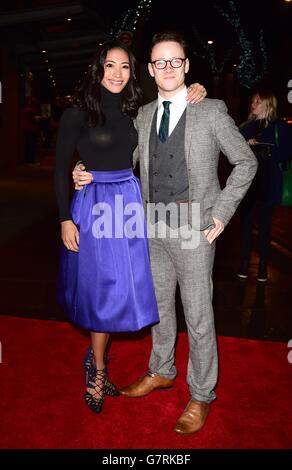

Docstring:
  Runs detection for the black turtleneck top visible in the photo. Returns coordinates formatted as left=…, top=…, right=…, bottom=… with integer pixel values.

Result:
left=54, top=86, right=138, bottom=221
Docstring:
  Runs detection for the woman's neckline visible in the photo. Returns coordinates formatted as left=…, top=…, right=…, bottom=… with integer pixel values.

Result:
left=101, top=84, right=122, bottom=103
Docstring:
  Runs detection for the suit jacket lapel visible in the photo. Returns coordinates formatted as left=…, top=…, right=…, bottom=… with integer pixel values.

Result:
left=185, top=105, right=198, bottom=166
left=143, top=101, right=157, bottom=179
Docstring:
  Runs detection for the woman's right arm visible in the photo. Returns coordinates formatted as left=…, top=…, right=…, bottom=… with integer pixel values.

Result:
left=54, top=107, right=83, bottom=251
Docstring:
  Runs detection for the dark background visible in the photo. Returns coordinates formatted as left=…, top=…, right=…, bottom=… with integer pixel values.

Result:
left=1, top=0, right=291, bottom=116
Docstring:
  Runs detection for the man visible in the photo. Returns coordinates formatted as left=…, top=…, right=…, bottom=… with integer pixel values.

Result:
left=119, top=31, right=257, bottom=434
left=73, top=31, right=257, bottom=435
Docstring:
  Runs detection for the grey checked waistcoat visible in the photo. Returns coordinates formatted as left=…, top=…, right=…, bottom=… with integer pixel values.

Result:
left=149, top=109, right=189, bottom=205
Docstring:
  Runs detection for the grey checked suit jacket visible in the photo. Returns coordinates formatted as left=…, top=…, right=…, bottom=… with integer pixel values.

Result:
left=133, top=98, right=258, bottom=231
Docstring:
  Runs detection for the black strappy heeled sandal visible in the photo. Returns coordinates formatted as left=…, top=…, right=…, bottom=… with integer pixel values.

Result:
left=84, top=364, right=106, bottom=413
left=84, top=347, right=120, bottom=399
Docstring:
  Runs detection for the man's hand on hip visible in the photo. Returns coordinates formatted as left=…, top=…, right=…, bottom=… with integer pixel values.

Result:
left=204, top=217, right=224, bottom=244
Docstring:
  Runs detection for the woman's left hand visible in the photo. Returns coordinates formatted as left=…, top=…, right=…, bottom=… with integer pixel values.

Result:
left=187, top=83, right=207, bottom=104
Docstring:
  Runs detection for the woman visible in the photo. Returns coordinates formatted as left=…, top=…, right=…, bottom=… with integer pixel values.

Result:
left=55, top=39, right=206, bottom=414
left=238, top=89, right=292, bottom=282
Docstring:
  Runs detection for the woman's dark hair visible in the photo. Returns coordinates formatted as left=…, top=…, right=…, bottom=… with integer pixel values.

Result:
left=150, top=31, right=189, bottom=58
left=73, top=39, right=143, bottom=126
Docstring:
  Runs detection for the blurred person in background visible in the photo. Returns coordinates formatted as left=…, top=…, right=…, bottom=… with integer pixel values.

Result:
left=238, top=88, right=292, bottom=282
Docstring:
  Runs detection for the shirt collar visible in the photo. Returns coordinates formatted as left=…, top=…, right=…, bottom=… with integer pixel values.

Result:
left=158, top=86, right=187, bottom=109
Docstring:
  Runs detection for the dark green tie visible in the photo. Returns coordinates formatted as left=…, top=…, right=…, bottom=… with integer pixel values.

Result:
left=159, top=101, right=171, bottom=143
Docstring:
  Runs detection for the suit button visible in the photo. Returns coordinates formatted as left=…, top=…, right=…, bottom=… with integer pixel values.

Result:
left=169, top=174, right=173, bottom=178
left=153, top=154, right=158, bottom=158
left=169, top=154, right=174, bottom=158
left=155, top=189, right=158, bottom=193
left=170, top=191, right=174, bottom=196
left=154, top=172, right=158, bottom=176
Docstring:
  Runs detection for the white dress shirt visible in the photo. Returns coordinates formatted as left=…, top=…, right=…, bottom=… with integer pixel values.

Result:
left=156, top=86, right=188, bottom=137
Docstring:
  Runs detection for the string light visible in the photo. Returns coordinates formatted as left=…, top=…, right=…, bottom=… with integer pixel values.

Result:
left=110, top=0, right=152, bottom=38
left=192, top=1, right=268, bottom=90
left=75, top=1, right=152, bottom=91
left=214, top=0, right=268, bottom=89
left=192, top=25, right=232, bottom=80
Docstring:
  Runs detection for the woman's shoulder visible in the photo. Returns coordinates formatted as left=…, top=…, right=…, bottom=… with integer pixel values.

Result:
left=239, top=119, right=257, bottom=138
left=239, top=119, right=256, bottom=129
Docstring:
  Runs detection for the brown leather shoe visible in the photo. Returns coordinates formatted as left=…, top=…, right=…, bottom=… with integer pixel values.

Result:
left=120, top=372, right=174, bottom=398
left=174, top=399, right=210, bottom=435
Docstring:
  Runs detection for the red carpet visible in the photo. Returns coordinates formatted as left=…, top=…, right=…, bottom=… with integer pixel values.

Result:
left=0, top=315, right=291, bottom=449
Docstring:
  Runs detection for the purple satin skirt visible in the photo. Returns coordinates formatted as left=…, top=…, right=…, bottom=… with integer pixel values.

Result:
left=57, top=168, right=159, bottom=332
